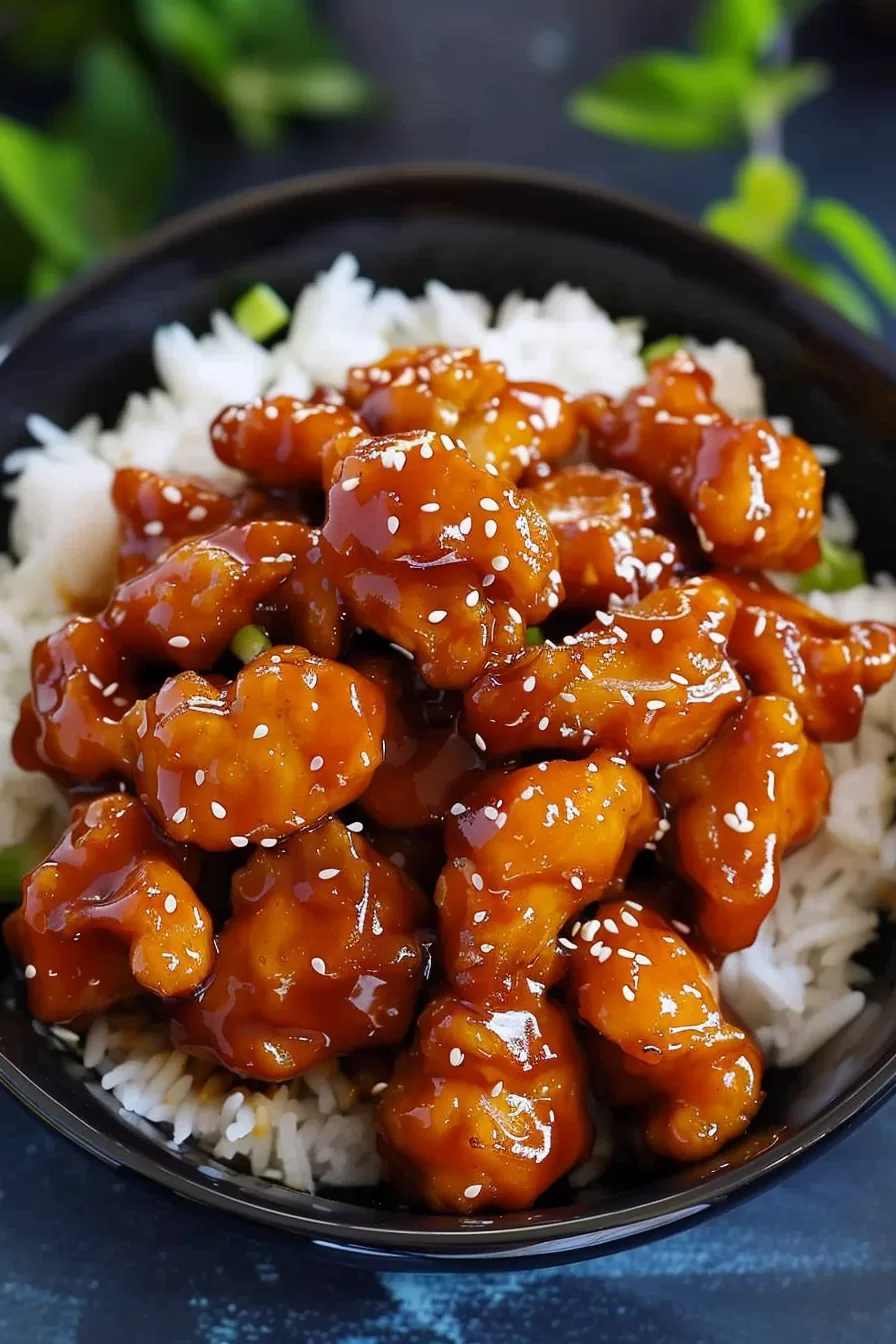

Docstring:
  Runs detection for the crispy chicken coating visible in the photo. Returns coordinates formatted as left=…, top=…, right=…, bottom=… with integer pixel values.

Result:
left=464, top=576, right=746, bottom=764
left=659, top=695, right=830, bottom=953
left=579, top=351, right=824, bottom=570
left=377, top=986, right=592, bottom=1212
left=172, top=820, right=426, bottom=1080
left=525, top=464, right=687, bottom=608
left=352, top=652, right=487, bottom=829
left=15, top=617, right=136, bottom=781
left=436, top=750, right=659, bottom=995
left=4, top=794, right=210, bottom=1022
left=123, top=646, right=385, bottom=850
left=721, top=571, right=896, bottom=742
left=571, top=897, right=762, bottom=1161
left=321, top=431, right=563, bottom=689
left=346, top=345, right=578, bottom=480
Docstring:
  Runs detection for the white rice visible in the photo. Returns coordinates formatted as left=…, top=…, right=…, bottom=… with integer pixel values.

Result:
left=3, top=253, right=894, bottom=1184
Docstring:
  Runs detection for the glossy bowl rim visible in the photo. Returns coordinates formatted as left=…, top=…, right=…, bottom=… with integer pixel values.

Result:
left=2, top=161, right=896, bottom=1253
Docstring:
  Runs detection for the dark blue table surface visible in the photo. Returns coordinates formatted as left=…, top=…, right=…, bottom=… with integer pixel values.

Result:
left=2, top=2, right=896, bottom=1339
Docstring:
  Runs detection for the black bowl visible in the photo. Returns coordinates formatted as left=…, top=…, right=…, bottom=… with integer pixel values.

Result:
left=2, top=164, right=896, bottom=1271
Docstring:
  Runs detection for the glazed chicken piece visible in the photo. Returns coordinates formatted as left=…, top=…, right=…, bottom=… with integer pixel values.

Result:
left=659, top=695, right=830, bottom=953
left=570, top=898, right=763, bottom=1161
left=14, top=617, right=137, bottom=781
left=525, top=464, right=688, bottom=609
left=210, top=395, right=366, bottom=488
left=351, top=652, right=487, bottom=829
left=377, top=985, right=592, bottom=1212
left=321, top=431, right=563, bottom=689
left=721, top=571, right=896, bottom=742
left=345, top=345, right=578, bottom=481
left=102, top=521, right=296, bottom=669
left=123, top=645, right=385, bottom=850
left=4, top=794, right=211, bottom=1023
left=579, top=350, right=824, bottom=571
left=436, top=750, right=659, bottom=995
left=255, top=523, right=349, bottom=661
left=464, top=576, right=746, bottom=764
left=172, top=820, right=427, bottom=1080
left=111, top=467, right=264, bottom=580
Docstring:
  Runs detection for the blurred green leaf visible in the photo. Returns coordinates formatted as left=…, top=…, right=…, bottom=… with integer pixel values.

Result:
left=0, top=843, right=42, bottom=899
left=807, top=198, right=896, bottom=312
left=137, top=0, right=232, bottom=96
left=795, top=535, right=867, bottom=593
left=0, top=118, right=93, bottom=266
left=2, top=0, right=130, bottom=71
left=568, top=52, right=752, bottom=150
left=704, top=154, right=804, bottom=253
left=742, top=62, right=830, bottom=138
left=779, top=248, right=882, bottom=332
left=696, top=0, right=781, bottom=59
left=27, top=254, right=70, bottom=299
left=75, top=39, right=173, bottom=242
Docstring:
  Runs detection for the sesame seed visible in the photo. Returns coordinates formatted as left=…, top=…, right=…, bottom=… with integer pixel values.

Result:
left=311, top=957, right=327, bottom=974
left=387, top=516, right=400, bottom=535
left=754, top=614, right=767, bottom=637
left=370, top=1081, right=388, bottom=1095
left=168, top=635, right=190, bottom=649
left=463, top=1184, right=482, bottom=1199
left=635, top=954, right=652, bottom=966
left=164, top=895, right=178, bottom=914
left=421, top=502, right=440, bottom=513
left=547, top=592, right=559, bottom=609
left=538, top=716, right=550, bottom=731
left=260, top=838, right=278, bottom=848
left=603, top=918, right=619, bottom=934
left=708, top=631, right=726, bottom=645
left=24, top=964, right=36, bottom=980
left=449, top=1048, right=465, bottom=1067
left=172, top=806, right=188, bottom=824
left=473, top=910, right=487, bottom=923
left=162, top=485, right=183, bottom=504
left=318, top=868, right=340, bottom=879
left=228, top=834, right=248, bottom=849
left=347, top=821, right=364, bottom=832
left=484, top=463, right=499, bottom=477
left=474, top=734, right=487, bottom=752
left=484, top=519, right=498, bottom=539
left=310, top=756, right=324, bottom=771
left=580, top=664, right=594, bottom=681
left=252, top=724, right=270, bottom=742
left=753, top=525, right=766, bottom=542
left=621, top=911, right=638, bottom=927
left=480, top=943, right=494, bottom=953
left=559, top=936, right=577, bottom=951
left=622, top=985, right=636, bottom=1002
left=428, top=610, right=448, bottom=624
left=589, top=941, right=605, bottom=958
left=264, top=404, right=279, bottom=420
left=651, top=629, right=664, bottom=644
left=491, top=1082, right=503, bottom=1097
left=523, top=676, right=537, bottom=692
left=480, top=498, right=499, bottom=512
left=471, top=872, right=484, bottom=891
left=570, top=875, right=583, bottom=891
left=420, top=443, right=434, bottom=459
left=617, top=948, right=635, bottom=959
left=211, top=801, right=227, bottom=819
left=483, top=806, right=500, bottom=821
left=482, top=574, right=495, bottom=588
left=459, top=516, right=473, bottom=535
left=465, top=590, right=480, bottom=608
left=194, top=770, right=205, bottom=786
left=646, top=699, right=665, bottom=711
left=102, top=682, right=119, bottom=698
left=143, top=520, right=164, bottom=536
left=598, top=945, right=612, bottom=963
left=620, top=689, right=635, bottom=706
left=341, top=476, right=361, bottom=492
left=360, top=751, right=371, bottom=767
left=492, top=556, right=509, bottom=571
left=187, top=505, right=207, bottom=522
left=581, top=920, right=600, bottom=942
left=670, top=673, right=688, bottom=686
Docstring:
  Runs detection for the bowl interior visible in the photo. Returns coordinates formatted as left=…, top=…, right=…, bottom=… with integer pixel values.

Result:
left=1, top=166, right=896, bottom=1261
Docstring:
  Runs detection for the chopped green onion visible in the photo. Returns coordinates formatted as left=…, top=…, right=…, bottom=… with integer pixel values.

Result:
left=642, top=335, right=684, bottom=366
left=526, top=626, right=545, bottom=646
left=232, top=283, right=290, bottom=342
left=230, top=623, right=273, bottom=664
left=0, top=843, right=41, bottom=901
left=795, top=536, right=866, bottom=594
